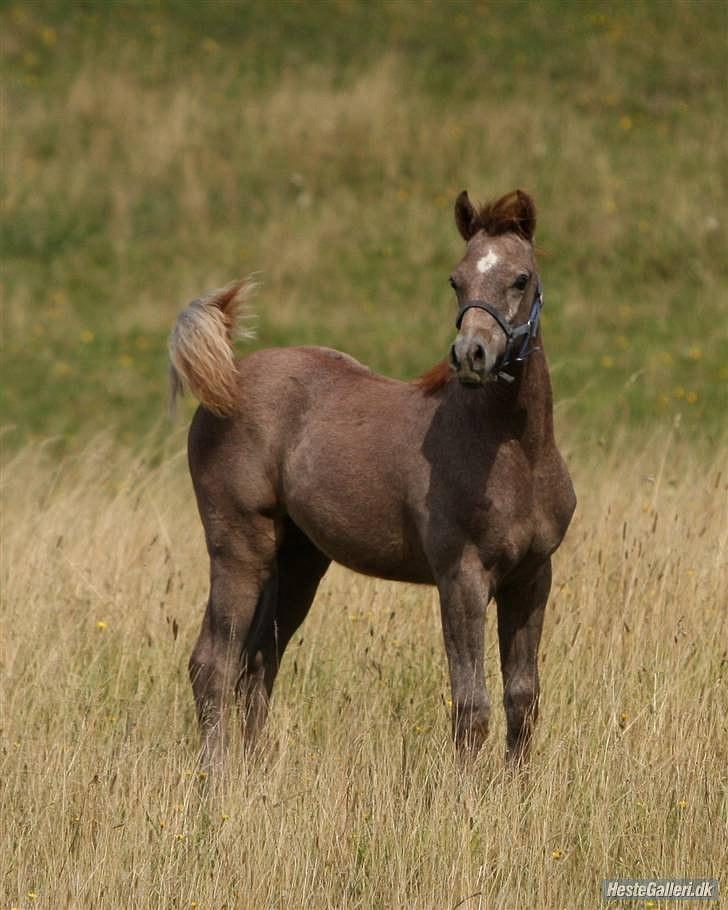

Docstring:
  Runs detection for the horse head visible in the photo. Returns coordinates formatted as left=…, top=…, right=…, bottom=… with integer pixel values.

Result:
left=449, top=189, right=541, bottom=386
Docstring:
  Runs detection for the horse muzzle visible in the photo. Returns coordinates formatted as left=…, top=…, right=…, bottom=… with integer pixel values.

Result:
left=449, top=333, right=498, bottom=386
left=450, top=288, right=544, bottom=386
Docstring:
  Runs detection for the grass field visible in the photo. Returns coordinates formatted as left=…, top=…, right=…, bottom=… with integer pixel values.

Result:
left=2, top=1, right=727, bottom=907
left=2, top=0, right=726, bottom=446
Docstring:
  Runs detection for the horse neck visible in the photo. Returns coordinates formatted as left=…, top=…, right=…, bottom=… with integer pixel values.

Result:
left=513, top=333, right=556, bottom=453
left=455, top=329, right=555, bottom=456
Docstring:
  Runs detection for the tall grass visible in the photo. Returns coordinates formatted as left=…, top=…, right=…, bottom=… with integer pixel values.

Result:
left=2, top=428, right=725, bottom=908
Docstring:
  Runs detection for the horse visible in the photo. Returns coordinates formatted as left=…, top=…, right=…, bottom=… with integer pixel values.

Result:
left=168, top=189, right=576, bottom=772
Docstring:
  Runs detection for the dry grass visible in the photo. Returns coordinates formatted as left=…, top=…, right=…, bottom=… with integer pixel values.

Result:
left=1, top=426, right=726, bottom=908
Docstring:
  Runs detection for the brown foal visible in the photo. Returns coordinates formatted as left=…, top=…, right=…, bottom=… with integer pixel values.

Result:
left=169, top=189, right=576, bottom=771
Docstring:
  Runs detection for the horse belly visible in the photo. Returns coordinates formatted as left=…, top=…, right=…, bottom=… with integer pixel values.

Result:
left=278, top=370, right=436, bottom=583
left=284, top=471, right=432, bottom=584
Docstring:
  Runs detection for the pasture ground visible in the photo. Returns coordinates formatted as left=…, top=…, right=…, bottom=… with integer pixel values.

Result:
left=2, top=1, right=727, bottom=907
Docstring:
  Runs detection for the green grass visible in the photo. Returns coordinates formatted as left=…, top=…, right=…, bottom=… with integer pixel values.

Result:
left=2, top=0, right=727, bottom=450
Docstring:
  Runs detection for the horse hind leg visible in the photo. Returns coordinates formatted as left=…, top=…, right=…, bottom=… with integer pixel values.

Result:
left=188, top=512, right=278, bottom=773
left=234, top=569, right=280, bottom=751
left=239, top=518, right=331, bottom=748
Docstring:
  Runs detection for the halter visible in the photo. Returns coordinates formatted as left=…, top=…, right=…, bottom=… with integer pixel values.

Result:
left=454, top=281, right=543, bottom=383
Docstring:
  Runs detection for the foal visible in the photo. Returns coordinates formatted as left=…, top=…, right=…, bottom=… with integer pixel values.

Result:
left=169, top=189, right=575, bottom=770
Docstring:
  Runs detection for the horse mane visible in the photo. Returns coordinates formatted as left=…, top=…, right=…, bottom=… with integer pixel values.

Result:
left=413, top=359, right=452, bottom=395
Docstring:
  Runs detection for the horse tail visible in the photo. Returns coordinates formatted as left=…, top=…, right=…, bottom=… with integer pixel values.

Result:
left=168, top=278, right=256, bottom=417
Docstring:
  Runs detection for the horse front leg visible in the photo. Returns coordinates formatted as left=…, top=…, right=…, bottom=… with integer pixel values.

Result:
left=437, top=554, right=493, bottom=758
left=495, top=558, right=551, bottom=766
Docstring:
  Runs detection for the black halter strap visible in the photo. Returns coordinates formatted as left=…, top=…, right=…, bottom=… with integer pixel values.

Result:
left=455, top=282, right=543, bottom=381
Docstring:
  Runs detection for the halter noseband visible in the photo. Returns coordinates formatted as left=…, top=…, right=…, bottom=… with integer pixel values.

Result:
left=454, top=281, right=543, bottom=383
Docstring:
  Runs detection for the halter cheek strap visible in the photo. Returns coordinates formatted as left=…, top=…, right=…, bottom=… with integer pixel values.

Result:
left=454, top=282, right=543, bottom=382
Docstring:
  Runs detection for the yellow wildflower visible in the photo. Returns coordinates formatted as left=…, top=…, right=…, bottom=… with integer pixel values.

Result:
left=40, top=26, right=58, bottom=46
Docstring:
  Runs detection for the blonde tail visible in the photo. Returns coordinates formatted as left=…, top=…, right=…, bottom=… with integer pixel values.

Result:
left=168, top=278, right=256, bottom=417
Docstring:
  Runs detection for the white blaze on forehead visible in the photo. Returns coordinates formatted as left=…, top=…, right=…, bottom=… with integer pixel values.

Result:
left=476, top=249, right=499, bottom=273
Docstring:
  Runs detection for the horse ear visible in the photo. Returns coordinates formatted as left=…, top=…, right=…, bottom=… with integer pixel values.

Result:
left=512, top=189, right=537, bottom=241
left=454, top=190, right=478, bottom=241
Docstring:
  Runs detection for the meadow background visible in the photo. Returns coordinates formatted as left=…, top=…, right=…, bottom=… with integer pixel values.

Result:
left=1, top=1, right=726, bottom=907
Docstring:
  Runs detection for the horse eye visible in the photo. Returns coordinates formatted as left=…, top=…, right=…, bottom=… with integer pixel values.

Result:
left=514, top=273, right=529, bottom=290
left=449, top=276, right=458, bottom=290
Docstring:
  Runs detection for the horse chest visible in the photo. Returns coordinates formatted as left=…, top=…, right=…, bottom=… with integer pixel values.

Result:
left=471, top=494, right=534, bottom=572
left=529, top=454, right=576, bottom=559
left=467, top=450, right=574, bottom=575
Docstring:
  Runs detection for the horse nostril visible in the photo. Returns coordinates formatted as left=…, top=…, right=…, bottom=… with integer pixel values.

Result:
left=449, top=344, right=460, bottom=370
left=471, top=342, right=486, bottom=366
